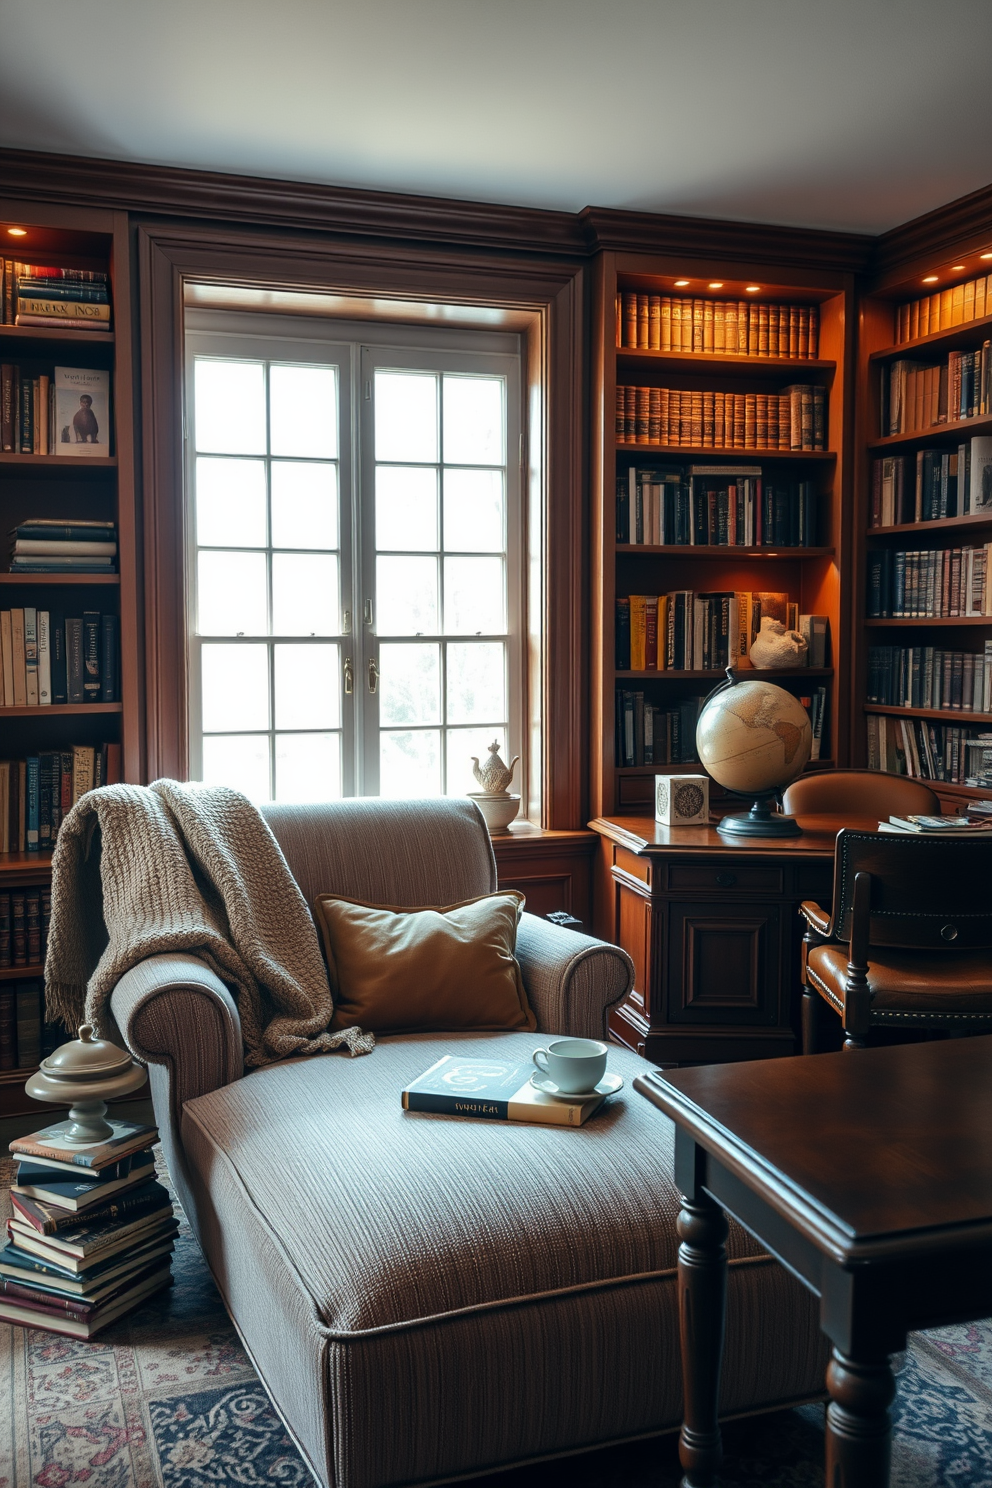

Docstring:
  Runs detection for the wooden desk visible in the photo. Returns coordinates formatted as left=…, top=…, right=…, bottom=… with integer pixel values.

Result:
left=635, top=1038, right=992, bottom=1488
left=590, top=814, right=877, bottom=1065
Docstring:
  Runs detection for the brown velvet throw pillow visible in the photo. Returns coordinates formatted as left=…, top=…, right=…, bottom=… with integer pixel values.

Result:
left=315, top=890, right=537, bottom=1034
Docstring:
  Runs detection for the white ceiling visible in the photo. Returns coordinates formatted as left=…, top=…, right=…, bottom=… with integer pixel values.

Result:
left=2, top=0, right=992, bottom=235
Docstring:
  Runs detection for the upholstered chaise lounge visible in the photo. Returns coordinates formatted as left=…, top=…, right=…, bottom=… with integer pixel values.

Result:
left=108, top=797, right=827, bottom=1488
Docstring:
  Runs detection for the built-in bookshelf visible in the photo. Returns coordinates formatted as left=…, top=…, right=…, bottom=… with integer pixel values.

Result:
left=591, top=254, right=853, bottom=816
left=855, top=241, right=992, bottom=808
left=0, top=200, right=139, bottom=1118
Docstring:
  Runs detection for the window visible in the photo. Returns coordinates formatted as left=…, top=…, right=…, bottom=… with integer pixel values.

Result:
left=185, top=315, right=522, bottom=805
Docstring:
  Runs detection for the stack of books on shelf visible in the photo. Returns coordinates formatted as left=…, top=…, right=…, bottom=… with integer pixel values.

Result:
left=0, top=883, right=49, bottom=969
left=881, top=348, right=991, bottom=435
left=617, top=464, right=818, bottom=546
left=616, top=384, right=826, bottom=450
left=616, top=292, right=820, bottom=358
left=616, top=684, right=827, bottom=768
left=867, top=643, right=992, bottom=715
left=867, top=544, right=992, bottom=617
left=879, top=813, right=992, bottom=835
left=894, top=274, right=992, bottom=343
left=870, top=439, right=992, bottom=526
left=0, top=981, right=46, bottom=1068
left=0, top=607, right=119, bottom=706
left=0, top=745, right=121, bottom=851
left=1, top=262, right=111, bottom=333
left=1, top=366, right=111, bottom=456
left=867, top=714, right=989, bottom=784
left=616, top=591, right=828, bottom=671
left=9, top=518, right=117, bottom=573
left=0, top=1119, right=175, bottom=1338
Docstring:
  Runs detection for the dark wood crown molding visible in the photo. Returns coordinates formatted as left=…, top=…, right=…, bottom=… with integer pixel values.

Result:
left=873, top=179, right=992, bottom=287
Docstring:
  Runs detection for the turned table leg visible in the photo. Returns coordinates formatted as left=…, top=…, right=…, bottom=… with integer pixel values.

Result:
left=825, top=1349, right=896, bottom=1488
left=676, top=1191, right=729, bottom=1488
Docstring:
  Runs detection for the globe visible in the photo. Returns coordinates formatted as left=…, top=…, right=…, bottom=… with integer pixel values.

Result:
left=695, top=676, right=812, bottom=837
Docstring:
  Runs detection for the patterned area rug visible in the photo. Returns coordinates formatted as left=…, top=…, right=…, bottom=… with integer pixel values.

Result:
left=0, top=1151, right=990, bottom=1487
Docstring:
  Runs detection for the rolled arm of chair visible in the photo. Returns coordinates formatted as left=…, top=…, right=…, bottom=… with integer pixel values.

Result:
left=515, top=912, right=634, bottom=1039
left=799, top=900, right=831, bottom=938
left=110, top=954, right=244, bottom=1219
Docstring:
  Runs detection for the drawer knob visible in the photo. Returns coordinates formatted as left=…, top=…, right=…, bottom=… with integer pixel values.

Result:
left=716, top=872, right=737, bottom=888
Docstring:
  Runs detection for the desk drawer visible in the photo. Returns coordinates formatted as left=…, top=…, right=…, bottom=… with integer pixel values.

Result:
left=669, top=864, right=784, bottom=894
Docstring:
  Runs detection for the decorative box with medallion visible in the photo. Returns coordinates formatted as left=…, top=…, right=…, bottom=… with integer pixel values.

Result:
left=655, top=774, right=709, bottom=826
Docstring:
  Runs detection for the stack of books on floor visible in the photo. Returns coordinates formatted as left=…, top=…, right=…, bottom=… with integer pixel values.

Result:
left=0, top=1118, right=176, bottom=1338
left=9, top=519, right=117, bottom=573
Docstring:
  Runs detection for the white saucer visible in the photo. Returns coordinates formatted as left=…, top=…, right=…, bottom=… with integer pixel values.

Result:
left=530, top=1071, right=624, bottom=1101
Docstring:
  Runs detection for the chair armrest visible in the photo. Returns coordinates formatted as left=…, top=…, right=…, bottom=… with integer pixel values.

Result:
left=110, top=954, right=244, bottom=1224
left=515, top=912, right=634, bottom=1039
left=799, top=901, right=831, bottom=938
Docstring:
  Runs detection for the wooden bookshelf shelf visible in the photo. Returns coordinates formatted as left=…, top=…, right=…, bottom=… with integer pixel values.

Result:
left=0, top=323, right=114, bottom=346
left=0, top=572, right=120, bottom=585
left=0, top=453, right=117, bottom=470
left=0, top=964, right=44, bottom=982
left=865, top=617, right=992, bottom=628
left=866, top=513, right=992, bottom=537
left=864, top=704, right=992, bottom=726
left=868, top=415, right=992, bottom=452
left=615, top=667, right=834, bottom=680
left=869, top=312, right=992, bottom=364
left=617, top=544, right=835, bottom=558
left=616, top=443, right=834, bottom=461
left=0, top=702, right=122, bottom=717
left=0, top=853, right=52, bottom=881
left=616, top=349, right=836, bottom=375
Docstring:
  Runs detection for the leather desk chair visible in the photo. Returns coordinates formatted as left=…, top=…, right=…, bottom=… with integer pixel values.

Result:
left=782, top=770, right=940, bottom=819
left=799, top=829, right=992, bottom=1052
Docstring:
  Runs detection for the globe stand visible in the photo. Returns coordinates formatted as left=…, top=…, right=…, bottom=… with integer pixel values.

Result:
left=717, top=791, right=802, bottom=838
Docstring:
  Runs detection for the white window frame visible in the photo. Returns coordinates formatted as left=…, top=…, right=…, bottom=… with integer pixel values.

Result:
left=184, top=310, right=526, bottom=806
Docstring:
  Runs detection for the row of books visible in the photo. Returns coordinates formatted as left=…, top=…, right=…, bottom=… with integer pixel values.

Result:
left=616, top=685, right=827, bottom=768
left=894, top=274, right=992, bottom=344
left=866, top=544, right=992, bottom=618
left=616, top=292, right=820, bottom=359
left=0, top=744, right=121, bottom=852
left=867, top=643, right=992, bottom=715
left=1, top=365, right=111, bottom=456
left=867, top=714, right=991, bottom=786
left=0, top=609, right=119, bottom=707
left=616, top=384, right=827, bottom=451
left=1, top=261, right=112, bottom=332
left=0, top=886, right=50, bottom=970
left=0, top=1120, right=175, bottom=1339
left=881, top=345, right=991, bottom=436
left=616, top=590, right=828, bottom=672
left=9, top=519, right=118, bottom=573
left=617, top=464, right=819, bottom=547
left=870, top=439, right=992, bottom=527
left=0, top=983, right=46, bottom=1068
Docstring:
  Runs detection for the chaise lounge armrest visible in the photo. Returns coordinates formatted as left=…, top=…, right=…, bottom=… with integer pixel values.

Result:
left=515, top=912, right=634, bottom=1039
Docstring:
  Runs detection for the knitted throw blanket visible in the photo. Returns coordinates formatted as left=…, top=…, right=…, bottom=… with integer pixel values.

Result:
left=45, top=780, right=375, bottom=1067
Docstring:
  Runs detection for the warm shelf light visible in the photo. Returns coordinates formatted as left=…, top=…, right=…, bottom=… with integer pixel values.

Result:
left=952, top=265, right=966, bottom=271
left=922, top=275, right=939, bottom=283
left=745, top=285, right=761, bottom=293
left=708, top=282, right=723, bottom=289
left=982, top=253, right=992, bottom=261
left=6, top=227, right=26, bottom=237
left=674, top=279, right=690, bottom=287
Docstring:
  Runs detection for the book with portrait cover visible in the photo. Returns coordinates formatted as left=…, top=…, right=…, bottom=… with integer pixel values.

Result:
left=54, top=367, right=111, bottom=457
left=402, top=1055, right=606, bottom=1127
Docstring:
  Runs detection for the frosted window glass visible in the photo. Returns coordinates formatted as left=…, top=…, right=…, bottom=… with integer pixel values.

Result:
left=376, top=466, right=438, bottom=551
left=272, top=554, right=339, bottom=636
left=443, top=375, right=504, bottom=466
left=201, top=643, right=270, bottom=732
left=443, top=557, right=505, bottom=635
left=447, top=726, right=508, bottom=798
left=375, top=372, right=438, bottom=463
left=195, top=458, right=267, bottom=548
left=201, top=734, right=271, bottom=801
left=379, top=730, right=441, bottom=797
left=443, top=469, right=504, bottom=552
left=380, top=643, right=440, bottom=726
left=269, top=365, right=337, bottom=458
left=446, top=642, right=505, bottom=725
left=376, top=556, right=438, bottom=635
left=271, top=462, right=338, bottom=549
left=197, top=551, right=268, bottom=636
left=194, top=359, right=266, bottom=455
left=274, top=643, right=340, bottom=730
left=275, top=733, right=342, bottom=802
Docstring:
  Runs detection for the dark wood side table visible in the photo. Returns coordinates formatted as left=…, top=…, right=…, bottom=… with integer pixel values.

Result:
left=635, top=1037, right=992, bottom=1487
left=591, top=813, right=877, bottom=1064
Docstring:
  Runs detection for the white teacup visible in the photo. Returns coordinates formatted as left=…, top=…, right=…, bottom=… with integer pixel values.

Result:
left=533, top=1038, right=608, bottom=1094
